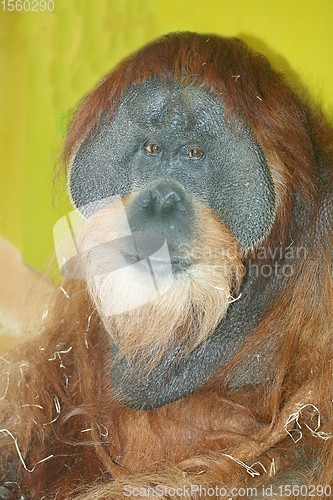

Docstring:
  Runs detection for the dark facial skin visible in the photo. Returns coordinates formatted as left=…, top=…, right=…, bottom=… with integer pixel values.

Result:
left=70, top=80, right=277, bottom=409
left=70, top=81, right=275, bottom=250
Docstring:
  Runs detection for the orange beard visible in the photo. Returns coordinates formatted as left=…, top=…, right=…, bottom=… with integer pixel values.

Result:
left=74, top=198, right=244, bottom=363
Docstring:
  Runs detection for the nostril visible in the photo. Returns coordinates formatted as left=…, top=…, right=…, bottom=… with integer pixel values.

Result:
left=139, top=182, right=187, bottom=215
left=141, top=189, right=179, bottom=212
left=160, top=192, right=177, bottom=213
left=167, top=192, right=181, bottom=203
left=163, top=192, right=176, bottom=202
left=140, top=190, right=158, bottom=209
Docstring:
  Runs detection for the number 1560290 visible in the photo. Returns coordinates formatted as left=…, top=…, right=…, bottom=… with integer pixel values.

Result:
left=1, top=0, right=54, bottom=11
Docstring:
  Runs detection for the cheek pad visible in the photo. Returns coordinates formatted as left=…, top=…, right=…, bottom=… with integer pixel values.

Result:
left=206, top=127, right=276, bottom=249
left=69, top=111, right=141, bottom=212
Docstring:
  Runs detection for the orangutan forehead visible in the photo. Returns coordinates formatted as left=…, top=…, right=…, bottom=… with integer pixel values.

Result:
left=117, top=80, right=230, bottom=135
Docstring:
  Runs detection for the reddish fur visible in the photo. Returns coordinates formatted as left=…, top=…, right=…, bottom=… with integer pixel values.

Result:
left=2, top=32, right=333, bottom=499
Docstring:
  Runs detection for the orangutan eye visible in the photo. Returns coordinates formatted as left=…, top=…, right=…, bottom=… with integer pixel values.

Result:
left=145, top=143, right=162, bottom=155
left=188, top=148, right=204, bottom=159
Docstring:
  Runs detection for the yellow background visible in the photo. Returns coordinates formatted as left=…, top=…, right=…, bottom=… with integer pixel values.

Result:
left=1, top=0, right=333, bottom=274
